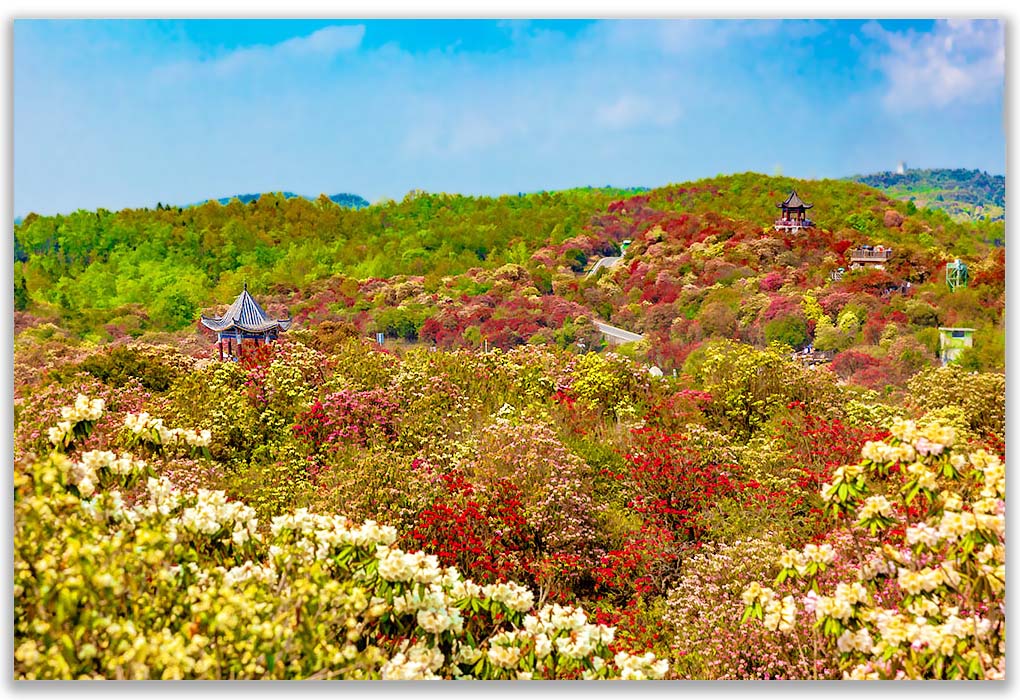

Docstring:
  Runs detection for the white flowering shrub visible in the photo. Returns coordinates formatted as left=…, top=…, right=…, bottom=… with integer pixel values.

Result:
left=123, top=411, right=212, bottom=456
left=741, top=419, right=1005, bottom=679
left=48, top=393, right=105, bottom=449
left=15, top=399, right=669, bottom=680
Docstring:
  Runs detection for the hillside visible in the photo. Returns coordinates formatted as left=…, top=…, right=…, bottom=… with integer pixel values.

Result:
left=14, top=173, right=1005, bottom=383
left=849, top=168, right=1005, bottom=223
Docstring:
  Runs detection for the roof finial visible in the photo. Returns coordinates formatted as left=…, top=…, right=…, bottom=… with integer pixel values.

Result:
left=244, top=281, right=248, bottom=292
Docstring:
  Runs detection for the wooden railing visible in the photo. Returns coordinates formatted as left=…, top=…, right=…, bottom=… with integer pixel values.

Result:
left=849, top=248, right=893, bottom=261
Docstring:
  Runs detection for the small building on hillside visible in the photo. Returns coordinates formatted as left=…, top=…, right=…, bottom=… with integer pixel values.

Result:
left=848, top=244, right=893, bottom=270
left=946, top=259, right=969, bottom=292
left=200, top=283, right=292, bottom=361
left=938, top=327, right=975, bottom=366
left=774, top=191, right=814, bottom=231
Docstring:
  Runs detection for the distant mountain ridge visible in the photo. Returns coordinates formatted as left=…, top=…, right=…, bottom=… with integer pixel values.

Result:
left=848, top=168, right=1004, bottom=223
left=200, top=192, right=370, bottom=209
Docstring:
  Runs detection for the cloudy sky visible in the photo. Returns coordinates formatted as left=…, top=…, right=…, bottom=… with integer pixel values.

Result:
left=13, top=18, right=1006, bottom=216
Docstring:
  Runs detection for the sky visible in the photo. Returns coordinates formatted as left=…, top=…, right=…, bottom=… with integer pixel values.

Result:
left=13, top=18, right=1007, bottom=216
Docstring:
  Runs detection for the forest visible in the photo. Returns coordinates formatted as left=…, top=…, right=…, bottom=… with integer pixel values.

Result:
left=850, top=168, right=1005, bottom=223
left=13, top=172, right=1006, bottom=679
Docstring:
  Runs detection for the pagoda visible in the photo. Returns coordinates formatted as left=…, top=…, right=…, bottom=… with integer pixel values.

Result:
left=200, top=283, right=293, bottom=361
left=774, top=191, right=814, bottom=231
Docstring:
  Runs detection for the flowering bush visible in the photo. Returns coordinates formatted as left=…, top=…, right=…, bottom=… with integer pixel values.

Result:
left=122, top=411, right=212, bottom=456
left=665, top=536, right=841, bottom=679
left=292, top=389, right=400, bottom=452
left=14, top=401, right=669, bottom=680
left=47, top=393, right=105, bottom=449
left=741, top=419, right=1005, bottom=679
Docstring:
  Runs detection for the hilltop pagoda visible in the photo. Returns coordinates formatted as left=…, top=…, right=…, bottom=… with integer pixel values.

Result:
left=200, top=283, right=292, bottom=361
left=774, top=191, right=814, bottom=231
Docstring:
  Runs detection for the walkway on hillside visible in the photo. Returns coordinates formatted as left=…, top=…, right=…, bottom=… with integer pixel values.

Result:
left=585, top=256, right=622, bottom=278
left=593, top=320, right=644, bottom=346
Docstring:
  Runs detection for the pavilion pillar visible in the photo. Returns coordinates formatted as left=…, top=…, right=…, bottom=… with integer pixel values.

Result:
left=218, top=338, right=224, bottom=362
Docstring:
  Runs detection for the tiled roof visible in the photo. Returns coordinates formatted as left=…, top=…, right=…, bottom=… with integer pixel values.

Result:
left=777, top=190, right=813, bottom=209
left=200, top=284, right=292, bottom=334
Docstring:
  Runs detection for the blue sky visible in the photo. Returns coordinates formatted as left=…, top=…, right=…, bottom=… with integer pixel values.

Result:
left=13, top=19, right=1006, bottom=216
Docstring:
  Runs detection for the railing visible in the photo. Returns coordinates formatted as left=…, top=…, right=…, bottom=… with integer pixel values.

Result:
left=773, top=218, right=814, bottom=230
left=848, top=248, right=893, bottom=261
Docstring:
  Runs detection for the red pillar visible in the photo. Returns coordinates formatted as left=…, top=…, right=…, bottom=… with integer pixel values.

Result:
left=218, top=340, right=223, bottom=362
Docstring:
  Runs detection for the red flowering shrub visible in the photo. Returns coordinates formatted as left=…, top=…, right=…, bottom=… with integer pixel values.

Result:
left=830, top=350, right=881, bottom=380
left=405, top=468, right=535, bottom=585
left=624, top=428, right=741, bottom=541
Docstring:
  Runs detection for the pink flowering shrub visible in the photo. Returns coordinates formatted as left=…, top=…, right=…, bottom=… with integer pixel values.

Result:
left=293, top=389, right=400, bottom=452
left=664, top=535, right=843, bottom=679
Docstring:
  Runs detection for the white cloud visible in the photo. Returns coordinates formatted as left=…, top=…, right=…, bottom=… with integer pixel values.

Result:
left=596, top=94, right=681, bottom=129
left=577, top=19, right=805, bottom=57
left=157, top=24, right=365, bottom=80
left=865, top=19, right=1004, bottom=111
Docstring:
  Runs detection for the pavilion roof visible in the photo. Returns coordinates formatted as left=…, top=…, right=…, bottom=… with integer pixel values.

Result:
left=777, top=190, right=813, bottom=210
left=200, top=284, right=292, bottom=334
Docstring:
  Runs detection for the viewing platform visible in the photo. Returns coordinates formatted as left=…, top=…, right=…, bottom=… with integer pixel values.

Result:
left=773, top=218, right=815, bottom=232
left=848, top=246, right=892, bottom=269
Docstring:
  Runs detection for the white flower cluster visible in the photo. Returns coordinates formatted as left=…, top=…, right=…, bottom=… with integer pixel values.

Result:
left=778, top=542, right=835, bottom=576
left=741, top=583, right=797, bottom=633
left=142, top=476, right=183, bottom=517
left=866, top=606, right=996, bottom=660
left=487, top=630, right=527, bottom=668
left=377, top=545, right=443, bottom=584
left=179, top=489, right=260, bottom=546
left=269, top=509, right=398, bottom=557
left=613, top=651, right=670, bottom=680
left=904, top=460, right=938, bottom=491
left=862, top=421, right=956, bottom=466
left=969, top=450, right=1005, bottom=499
left=905, top=523, right=942, bottom=549
left=220, top=560, right=279, bottom=588
left=889, top=419, right=955, bottom=450
left=820, top=463, right=864, bottom=502
left=381, top=643, right=444, bottom=680
left=896, top=566, right=949, bottom=596
left=861, top=440, right=915, bottom=465
left=813, top=582, right=870, bottom=623
left=63, top=450, right=147, bottom=497
left=390, top=579, right=465, bottom=636
left=836, top=628, right=874, bottom=654
left=483, top=581, right=535, bottom=613
left=856, top=495, right=895, bottom=527
left=124, top=412, right=212, bottom=448
left=48, top=395, right=105, bottom=445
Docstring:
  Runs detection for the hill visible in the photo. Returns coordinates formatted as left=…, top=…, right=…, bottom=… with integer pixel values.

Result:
left=848, top=168, right=1004, bottom=223
left=14, top=173, right=1005, bottom=380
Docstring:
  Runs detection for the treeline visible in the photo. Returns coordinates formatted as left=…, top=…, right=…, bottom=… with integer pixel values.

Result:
left=14, top=187, right=642, bottom=334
